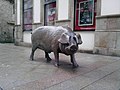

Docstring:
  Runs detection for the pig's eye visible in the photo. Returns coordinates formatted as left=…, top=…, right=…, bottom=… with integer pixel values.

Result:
left=73, top=37, right=77, bottom=42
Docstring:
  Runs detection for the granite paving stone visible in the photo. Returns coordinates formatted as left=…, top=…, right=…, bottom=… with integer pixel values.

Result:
left=0, top=43, right=120, bottom=90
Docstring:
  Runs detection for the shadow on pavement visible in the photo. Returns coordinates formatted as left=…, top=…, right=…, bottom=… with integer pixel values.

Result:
left=0, top=87, right=3, bottom=90
left=33, top=57, right=80, bottom=72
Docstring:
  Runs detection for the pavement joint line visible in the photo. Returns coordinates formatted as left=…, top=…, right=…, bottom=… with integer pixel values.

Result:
left=43, top=60, right=119, bottom=90
left=79, top=67, right=120, bottom=90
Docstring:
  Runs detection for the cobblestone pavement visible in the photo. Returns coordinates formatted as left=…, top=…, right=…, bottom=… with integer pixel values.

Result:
left=0, top=43, right=120, bottom=90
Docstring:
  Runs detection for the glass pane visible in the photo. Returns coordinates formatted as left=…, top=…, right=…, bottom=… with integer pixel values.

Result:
left=78, top=0, right=94, bottom=26
left=24, top=0, right=33, bottom=31
left=24, top=9, right=32, bottom=24
left=45, top=2, right=56, bottom=25
left=24, top=0, right=32, bottom=9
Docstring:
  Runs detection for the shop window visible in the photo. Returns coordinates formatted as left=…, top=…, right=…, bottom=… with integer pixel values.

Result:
left=23, top=0, right=33, bottom=31
left=74, top=0, right=96, bottom=31
left=44, top=0, right=56, bottom=25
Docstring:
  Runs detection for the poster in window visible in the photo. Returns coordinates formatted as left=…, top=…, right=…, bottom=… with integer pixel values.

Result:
left=48, top=8, right=55, bottom=21
left=24, top=9, right=32, bottom=24
left=24, top=9, right=32, bottom=30
left=45, top=2, right=56, bottom=23
left=78, top=0, right=94, bottom=26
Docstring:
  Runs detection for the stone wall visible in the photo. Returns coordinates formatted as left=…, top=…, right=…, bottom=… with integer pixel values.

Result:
left=93, top=15, right=120, bottom=56
left=0, top=0, right=14, bottom=43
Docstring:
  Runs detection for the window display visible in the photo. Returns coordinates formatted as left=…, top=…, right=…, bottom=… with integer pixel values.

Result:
left=23, top=0, right=33, bottom=31
left=75, top=0, right=96, bottom=31
left=79, top=0, right=94, bottom=26
left=44, top=0, right=56, bottom=25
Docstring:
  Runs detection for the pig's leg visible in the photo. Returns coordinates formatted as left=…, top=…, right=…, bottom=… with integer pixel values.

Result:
left=54, top=52, right=60, bottom=67
left=30, top=46, right=37, bottom=61
left=70, top=54, right=79, bottom=68
left=45, top=52, right=52, bottom=62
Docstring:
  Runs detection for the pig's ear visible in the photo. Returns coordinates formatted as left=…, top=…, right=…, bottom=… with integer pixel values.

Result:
left=58, top=33, right=69, bottom=44
left=76, top=33, right=83, bottom=44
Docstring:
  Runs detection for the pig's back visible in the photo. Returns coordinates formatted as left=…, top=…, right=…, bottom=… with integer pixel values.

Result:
left=31, top=26, right=67, bottom=52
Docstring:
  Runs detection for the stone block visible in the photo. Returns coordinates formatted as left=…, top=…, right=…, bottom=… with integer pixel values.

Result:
left=106, top=17, right=120, bottom=30
left=96, top=18, right=107, bottom=30
left=116, top=32, right=120, bottom=49
left=93, top=47, right=108, bottom=55
left=96, top=15, right=120, bottom=31
left=108, top=48, right=120, bottom=56
left=107, top=32, right=116, bottom=48
left=15, top=26, right=23, bottom=40
left=0, top=0, right=14, bottom=43
left=95, top=31, right=116, bottom=48
left=95, top=32, right=108, bottom=48
left=32, top=24, right=43, bottom=30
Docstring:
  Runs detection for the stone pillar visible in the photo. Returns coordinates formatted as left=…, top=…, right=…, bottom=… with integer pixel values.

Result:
left=94, top=0, right=120, bottom=56
left=55, top=0, right=74, bottom=29
left=0, top=0, right=14, bottom=43
left=94, top=15, right=120, bottom=56
left=14, top=0, right=23, bottom=45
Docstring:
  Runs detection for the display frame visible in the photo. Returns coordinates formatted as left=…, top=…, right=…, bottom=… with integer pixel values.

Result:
left=78, top=0, right=94, bottom=26
left=74, top=0, right=96, bottom=31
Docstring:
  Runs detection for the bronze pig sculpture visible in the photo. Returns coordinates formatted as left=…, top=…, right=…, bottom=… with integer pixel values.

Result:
left=30, top=26, right=82, bottom=68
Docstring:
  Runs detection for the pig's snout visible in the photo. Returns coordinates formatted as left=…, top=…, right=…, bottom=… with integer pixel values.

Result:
left=79, top=40, right=83, bottom=44
left=65, top=44, right=78, bottom=54
left=70, top=45, right=78, bottom=52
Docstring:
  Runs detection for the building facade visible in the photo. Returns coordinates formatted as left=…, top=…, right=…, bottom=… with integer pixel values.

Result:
left=94, top=0, right=120, bottom=56
left=0, top=0, right=14, bottom=43
left=15, top=0, right=120, bottom=56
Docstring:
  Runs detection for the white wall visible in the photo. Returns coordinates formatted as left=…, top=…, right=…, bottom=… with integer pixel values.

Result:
left=58, top=0, right=69, bottom=20
left=101, top=0, right=120, bottom=15
left=33, top=0, right=41, bottom=23
left=16, top=0, right=20, bottom=25
left=77, top=32, right=95, bottom=50
left=23, top=32, right=31, bottom=43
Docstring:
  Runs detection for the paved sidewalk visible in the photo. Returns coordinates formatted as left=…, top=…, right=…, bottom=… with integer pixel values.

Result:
left=0, top=43, right=120, bottom=90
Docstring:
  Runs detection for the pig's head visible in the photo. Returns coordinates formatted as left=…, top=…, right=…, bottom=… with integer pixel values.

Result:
left=58, top=32, right=82, bottom=55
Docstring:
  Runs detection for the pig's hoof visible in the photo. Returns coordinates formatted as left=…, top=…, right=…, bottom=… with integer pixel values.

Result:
left=54, top=63, right=60, bottom=67
left=29, top=58, right=34, bottom=61
left=46, top=58, right=52, bottom=62
left=72, top=64, right=79, bottom=68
